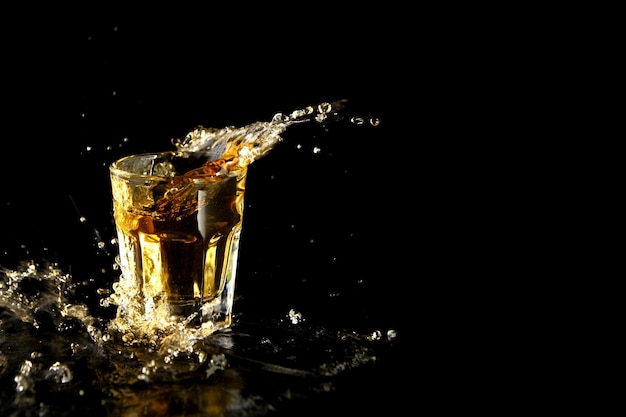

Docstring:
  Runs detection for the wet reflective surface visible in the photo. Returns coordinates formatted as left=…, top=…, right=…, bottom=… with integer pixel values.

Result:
left=2, top=14, right=407, bottom=416
left=1, top=262, right=402, bottom=416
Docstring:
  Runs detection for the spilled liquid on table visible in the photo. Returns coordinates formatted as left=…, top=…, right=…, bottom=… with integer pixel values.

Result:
left=0, top=101, right=399, bottom=416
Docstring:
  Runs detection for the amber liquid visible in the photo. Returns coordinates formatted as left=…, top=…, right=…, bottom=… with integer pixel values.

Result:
left=111, top=153, right=246, bottom=327
left=108, top=100, right=355, bottom=335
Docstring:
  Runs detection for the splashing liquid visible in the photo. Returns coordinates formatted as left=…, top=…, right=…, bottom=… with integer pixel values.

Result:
left=0, top=100, right=397, bottom=416
left=171, top=99, right=350, bottom=169
left=105, top=99, right=379, bottom=351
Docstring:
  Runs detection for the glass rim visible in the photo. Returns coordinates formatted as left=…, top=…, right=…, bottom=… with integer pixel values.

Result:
left=110, top=150, right=247, bottom=180
left=110, top=151, right=175, bottom=179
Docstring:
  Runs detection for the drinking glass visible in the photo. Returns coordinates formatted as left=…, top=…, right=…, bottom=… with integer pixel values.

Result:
left=109, top=151, right=247, bottom=332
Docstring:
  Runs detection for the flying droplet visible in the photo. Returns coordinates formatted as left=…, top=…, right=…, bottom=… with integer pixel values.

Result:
left=46, top=362, right=73, bottom=384
left=288, top=309, right=304, bottom=324
left=351, top=117, right=365, bottom=126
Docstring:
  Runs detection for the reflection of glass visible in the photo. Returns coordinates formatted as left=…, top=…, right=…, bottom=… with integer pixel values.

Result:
left=106, top=366, right=245, bottom=417
left=109, top=151, right=247, bottom=331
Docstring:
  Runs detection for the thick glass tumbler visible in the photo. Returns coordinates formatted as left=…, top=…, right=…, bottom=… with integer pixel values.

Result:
left=109, top=151, right=246, bottom=332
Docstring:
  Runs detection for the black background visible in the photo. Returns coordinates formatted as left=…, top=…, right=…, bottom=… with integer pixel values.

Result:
left=1, top=8, right=415, bottom=415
